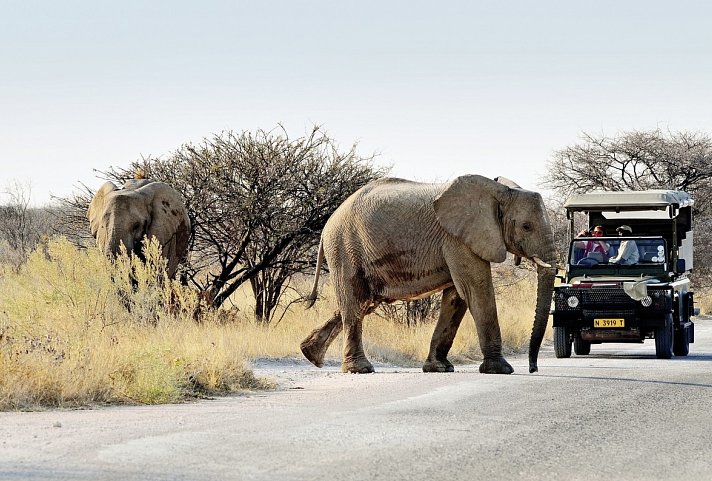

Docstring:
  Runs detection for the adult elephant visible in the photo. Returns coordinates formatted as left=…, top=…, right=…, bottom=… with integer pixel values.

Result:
left=88, top=179, right=191, bottom=279
left=301, top=175, right=557, bottom=374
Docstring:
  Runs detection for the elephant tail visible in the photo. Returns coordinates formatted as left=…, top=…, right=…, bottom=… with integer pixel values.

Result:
left=304, top=239, right=325, bottom=309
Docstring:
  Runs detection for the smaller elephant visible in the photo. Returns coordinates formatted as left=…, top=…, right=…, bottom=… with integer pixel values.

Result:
left=88, top=179, right=191, bottom=278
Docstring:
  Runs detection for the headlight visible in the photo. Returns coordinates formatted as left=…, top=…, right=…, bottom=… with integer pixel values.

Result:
left=567, top=296, right=579, bottom=308
left=641, top=296, right=653, bottom=307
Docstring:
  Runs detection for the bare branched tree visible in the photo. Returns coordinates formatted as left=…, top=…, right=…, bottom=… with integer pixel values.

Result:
left=544, top=129, right=712, bottom=211
left=61, top=126, right=387, bottom=321
left=543, top=129, right=712, bottom=287
left=0, top=181, right=57, bottom=267
left=53, top=183, right=96, bottom=247
left=542, top=195, right=573, bottom=268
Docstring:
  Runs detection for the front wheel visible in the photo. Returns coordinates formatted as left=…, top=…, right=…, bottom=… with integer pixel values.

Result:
left=655, top=314, right=673, bottom=359
left=554, top=326, right=572, bottom=358
left=574, top=336, right=591, bottom=355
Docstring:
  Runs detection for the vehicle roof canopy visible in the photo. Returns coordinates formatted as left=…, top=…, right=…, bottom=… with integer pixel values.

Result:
left=564, top=190, right=693, bottom=212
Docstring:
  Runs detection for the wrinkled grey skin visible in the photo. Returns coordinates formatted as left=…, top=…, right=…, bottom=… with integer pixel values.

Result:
left=301, top=175, right=557, bottom=374
left=88, top=179, right=191, bottom=279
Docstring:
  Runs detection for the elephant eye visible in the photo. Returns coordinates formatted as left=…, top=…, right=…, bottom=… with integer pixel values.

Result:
left=522, top=222, right=533, bottom=232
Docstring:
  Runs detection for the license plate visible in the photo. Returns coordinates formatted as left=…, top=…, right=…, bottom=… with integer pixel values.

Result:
left=594, top=318, right=625, bottom=328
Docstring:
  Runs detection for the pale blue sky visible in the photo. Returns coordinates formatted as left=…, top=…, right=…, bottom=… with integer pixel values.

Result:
left=2, top=1, right=712, bottom=204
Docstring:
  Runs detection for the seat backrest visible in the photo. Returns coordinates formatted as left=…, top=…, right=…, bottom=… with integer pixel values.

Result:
left=640, top=251, right=656, bottom=262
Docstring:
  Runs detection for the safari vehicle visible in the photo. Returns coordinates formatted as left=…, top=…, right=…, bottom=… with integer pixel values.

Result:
left=552, top=190, right=695, bottom=359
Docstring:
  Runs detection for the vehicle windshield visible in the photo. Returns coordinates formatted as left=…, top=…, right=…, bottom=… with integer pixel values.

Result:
left=569, top=237, right=667, bottom=267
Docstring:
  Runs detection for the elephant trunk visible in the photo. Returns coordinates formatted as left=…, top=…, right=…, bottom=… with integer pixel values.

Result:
left=100, top=223, right=119, bottom=257
left=529, top=255, right=557, bottom=373
left=107, top=239, right=122, bottom=257
left=105, top=226, right=133, bottom=258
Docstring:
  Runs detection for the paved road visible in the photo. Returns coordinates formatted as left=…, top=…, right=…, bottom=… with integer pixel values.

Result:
left=3, top=319, right=712, bottom=481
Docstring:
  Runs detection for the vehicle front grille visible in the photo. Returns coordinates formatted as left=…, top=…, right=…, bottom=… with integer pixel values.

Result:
left=554, top=286, right=672, bottom=314
left=580, top=289, right=632, bottom=307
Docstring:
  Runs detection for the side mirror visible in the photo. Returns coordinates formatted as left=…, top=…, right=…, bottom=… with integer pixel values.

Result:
left=676, top=259, right=686, bottom=273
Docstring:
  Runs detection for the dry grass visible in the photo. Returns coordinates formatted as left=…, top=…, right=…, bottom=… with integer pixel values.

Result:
left=0, top=238, right=270, bottom=410
left=694, top=288, right=712, bottom=315
left=0, top=238, right=545, bottom=410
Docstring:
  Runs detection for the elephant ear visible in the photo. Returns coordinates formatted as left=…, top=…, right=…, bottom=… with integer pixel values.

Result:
left=88, top=181, right=119, bottom=239
left=434, top=175, right=509, bottom=263
left=494, top=176, right=522, bottom=266
left=139, top=182, right=191, bottom=276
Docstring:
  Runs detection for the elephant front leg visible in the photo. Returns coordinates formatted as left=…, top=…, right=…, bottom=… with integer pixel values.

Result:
left=446, top=253, right=514, bottom=374
left=423, top=286, right=467, bottom=372
left=469, top=280, right=513, bottom=374
left=301, top=312, right=343, bottom=368
left=471, top=290, right=513, bottom=374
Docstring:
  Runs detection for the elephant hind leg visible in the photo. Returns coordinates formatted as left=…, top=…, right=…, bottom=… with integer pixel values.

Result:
left=341, top=310, right=374, bottom=374
left=301, top=312, right=343, bottom=368
left=423, top=286, right=467, bottom=372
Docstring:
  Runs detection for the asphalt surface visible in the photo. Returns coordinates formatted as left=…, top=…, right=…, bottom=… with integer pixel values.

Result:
left=2, top=318, right=712, bottom=481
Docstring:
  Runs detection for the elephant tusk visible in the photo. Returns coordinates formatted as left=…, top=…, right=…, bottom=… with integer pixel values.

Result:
left=532, top=256, right=552, bottom=268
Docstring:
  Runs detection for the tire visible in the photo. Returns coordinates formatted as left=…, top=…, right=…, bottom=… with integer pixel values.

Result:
left=655, top=314, right=673, bottom=359
left=673, top=327, right=690, bottom=356
left=574, top=336, right=591, bottom=355
left=554, top=326, right=572, bottom=358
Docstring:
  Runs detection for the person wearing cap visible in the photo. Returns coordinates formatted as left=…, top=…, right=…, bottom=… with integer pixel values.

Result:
left=609, top=225, right=639, bottom=265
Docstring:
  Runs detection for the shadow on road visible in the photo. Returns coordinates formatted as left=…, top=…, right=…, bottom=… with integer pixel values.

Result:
left=532, top=373, right=712, bottom=389
left=560, top=353, right=712, bottom=362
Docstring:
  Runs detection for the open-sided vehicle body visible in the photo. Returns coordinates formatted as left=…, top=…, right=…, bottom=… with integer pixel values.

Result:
left=553, top=190, right=695, bottom=359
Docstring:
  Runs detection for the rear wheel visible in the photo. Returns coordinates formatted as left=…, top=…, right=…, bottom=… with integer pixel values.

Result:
left=574, top=336, right=591, bottom=355
left=655, top=314, right=673, bottom=359
left=554, top=326, right=572, bottom=358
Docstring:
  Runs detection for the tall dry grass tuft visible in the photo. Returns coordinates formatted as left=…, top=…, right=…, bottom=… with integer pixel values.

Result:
left=1, top=239, right=547, bottom=410
left=0, top=238, right=269, bottom=410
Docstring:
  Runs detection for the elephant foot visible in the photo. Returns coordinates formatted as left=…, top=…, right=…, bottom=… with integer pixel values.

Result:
left=342, top=358, right=375, bottom=374
left=300, top=314, right=343, bottom=368
left=300, top=337, right=326, bottom=368
left=422, top=359, right=454, bottom=373
left=479, top=357, right=514, bottom=374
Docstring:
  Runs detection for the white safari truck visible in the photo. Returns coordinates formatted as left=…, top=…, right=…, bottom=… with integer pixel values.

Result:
left=552, top=190, right=695, bottom=359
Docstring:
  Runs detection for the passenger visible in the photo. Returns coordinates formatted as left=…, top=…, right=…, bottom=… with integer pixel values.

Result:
left=576, top=225, right=609, bottom=265
left=609, top=225, right=639, bottom=265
